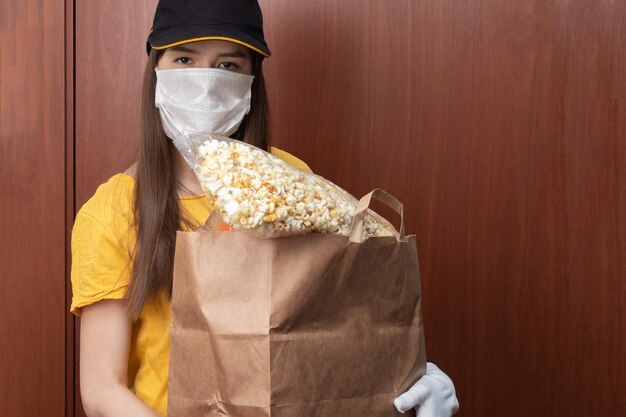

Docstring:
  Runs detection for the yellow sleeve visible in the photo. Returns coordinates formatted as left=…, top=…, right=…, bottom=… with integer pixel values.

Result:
left=70, top=175, right=136, bottom=316
left=270, top=147, right=313, bottom=173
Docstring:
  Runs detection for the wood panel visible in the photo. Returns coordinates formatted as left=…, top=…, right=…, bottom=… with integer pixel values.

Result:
left=0, top=0, right=67, bottom=416
left=75, top=0, right=158, bottom=208
left=66, top=0, right=76, bottom=414
left=260, top=0, right=625, bottom=415
left=70, top=0, right=625, bottom=415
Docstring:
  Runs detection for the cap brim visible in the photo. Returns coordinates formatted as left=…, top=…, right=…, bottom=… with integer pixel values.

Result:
left=148, top=24, right=271, bottom=57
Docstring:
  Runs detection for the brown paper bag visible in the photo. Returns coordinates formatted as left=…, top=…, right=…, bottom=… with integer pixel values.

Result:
left=168, top=189, right=426, bottom=417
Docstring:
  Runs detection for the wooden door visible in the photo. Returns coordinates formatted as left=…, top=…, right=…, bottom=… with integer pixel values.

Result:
left=0, top=0, right=70, bottom=416
left=74, top=0, right=626, bottom=415
left=260, top=1, right=626, bottom=415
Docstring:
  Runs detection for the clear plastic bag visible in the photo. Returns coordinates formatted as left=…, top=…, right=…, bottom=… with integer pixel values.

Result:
left=173, top=134, right=397, bottom=239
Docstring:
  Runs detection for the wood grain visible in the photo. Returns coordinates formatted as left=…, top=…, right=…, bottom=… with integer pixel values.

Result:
left=0, top=0, right=67, bottom=415
left=66, top=0, right=76, bottom=414
left=65, top=0, right=626, bottom=416
left=75, top=0, right=158, bottom=208
left=260, top=0, right=626, bottom=415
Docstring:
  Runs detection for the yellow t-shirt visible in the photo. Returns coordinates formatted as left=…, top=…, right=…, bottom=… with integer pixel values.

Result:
left=70, top=147, right=312, bottom=416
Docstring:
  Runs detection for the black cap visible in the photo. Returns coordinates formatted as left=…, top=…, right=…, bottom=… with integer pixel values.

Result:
left=146, top=0, right=271, bottom=57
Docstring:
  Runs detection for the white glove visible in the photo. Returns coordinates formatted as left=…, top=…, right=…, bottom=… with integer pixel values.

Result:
left=394, top=362, right=459, bottom=416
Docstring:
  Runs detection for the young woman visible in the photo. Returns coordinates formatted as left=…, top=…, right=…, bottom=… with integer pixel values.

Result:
left=70, top=1, right=459, bottom=416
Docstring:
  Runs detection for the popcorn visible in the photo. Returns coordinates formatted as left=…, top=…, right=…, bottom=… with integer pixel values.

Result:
left=190, top=137, right=397, bottom=239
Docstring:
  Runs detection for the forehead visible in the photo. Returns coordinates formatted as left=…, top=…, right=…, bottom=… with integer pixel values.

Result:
left=164, top=39, right=251, bottom=57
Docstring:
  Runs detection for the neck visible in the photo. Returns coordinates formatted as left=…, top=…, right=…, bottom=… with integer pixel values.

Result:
left=173, top=150, right=204, bottom=197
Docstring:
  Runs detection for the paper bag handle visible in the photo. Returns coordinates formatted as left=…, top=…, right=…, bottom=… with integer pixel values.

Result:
left=349, top=188, right=405, bottom=243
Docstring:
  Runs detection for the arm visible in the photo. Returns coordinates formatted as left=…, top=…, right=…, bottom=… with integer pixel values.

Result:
left=79, top=299, right=162, bottom=417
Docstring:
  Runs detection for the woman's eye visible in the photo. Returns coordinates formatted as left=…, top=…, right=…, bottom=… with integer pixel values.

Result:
left=175, top=57, right=192, bottom=64
left=218, top=62, right=238, bottom=70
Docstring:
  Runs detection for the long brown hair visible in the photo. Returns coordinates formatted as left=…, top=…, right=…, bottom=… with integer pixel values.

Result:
left=125, top=49, right=270, bottom=319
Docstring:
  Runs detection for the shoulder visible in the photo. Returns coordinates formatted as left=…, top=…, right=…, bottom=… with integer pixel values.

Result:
left=270, top=147, right=313, bottom=173
left=78, top=173, right=136, bottom=220
left=74, top=172, right=137, bottom=243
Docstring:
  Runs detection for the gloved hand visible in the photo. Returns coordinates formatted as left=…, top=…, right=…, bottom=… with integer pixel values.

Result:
left=394, top=362, right=459, bottom=416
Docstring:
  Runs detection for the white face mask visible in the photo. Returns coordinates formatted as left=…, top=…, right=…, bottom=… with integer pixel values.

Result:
left=154, top=67, right=254, bottom=141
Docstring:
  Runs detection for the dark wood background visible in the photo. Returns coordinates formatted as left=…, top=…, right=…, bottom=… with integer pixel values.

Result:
left=0, top=0, right=68, bottom=415
left=1, top=0, right=624, bottom=416
left=261, top=2, right=626, bottom=416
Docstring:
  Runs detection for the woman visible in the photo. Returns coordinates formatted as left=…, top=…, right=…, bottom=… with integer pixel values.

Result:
left=70, top=0, right=459, bottom=416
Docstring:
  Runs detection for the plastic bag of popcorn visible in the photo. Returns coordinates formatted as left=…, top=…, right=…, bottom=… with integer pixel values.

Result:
left=173, top=134, right=398, bottom=239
